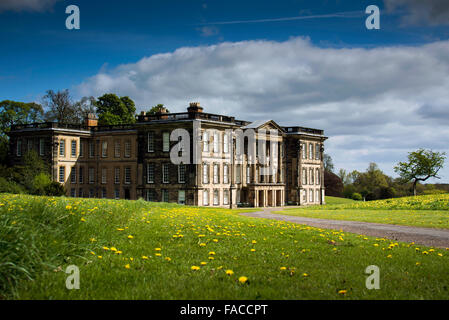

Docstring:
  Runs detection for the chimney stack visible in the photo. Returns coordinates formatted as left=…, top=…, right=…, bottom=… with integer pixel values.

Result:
left=187, top=102, right=203, bottom=113
left=85, top=113, right=98, bottom=127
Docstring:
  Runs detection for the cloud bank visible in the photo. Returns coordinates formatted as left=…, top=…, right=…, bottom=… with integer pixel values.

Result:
left=78, top=38, right=449, bottom=181
left=0, top=0, right=59, bottom=13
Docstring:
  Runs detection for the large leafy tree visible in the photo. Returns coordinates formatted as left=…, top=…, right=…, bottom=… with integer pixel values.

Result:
left=353, top=163, right=389, bottom=200
left=95, top=94, right=136, bottom=125
left=147, top=104, right=169, bottom=115
left=394, top=149, right=446, bottom=196
left=323, top=153, right=334, bottom=173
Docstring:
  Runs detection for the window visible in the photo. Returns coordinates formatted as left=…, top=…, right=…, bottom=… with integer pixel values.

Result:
left=203, top=163, right=209, bottom=184
left=147, top=163, right=155, bottom=183
left=302, top=168, right=307, bottom=185
left=16, top=140, right=22, bottom=157
left=125, top=167, right=131, bottom=184
left=309, top=143, right=313, bottom=160
left=236, top=165, right=241, bottom=184
left=315, top=143, right=320, bottom=160
left=79, top=188, right=84, bottom=198
left=124, top=140, right=131, bottom=157
left=101, top=188, right=107, bottom=199
left=213, top=189, right=219, bottom=206
left=114, top=168, right=120, bottom=184
left=303, top=190, right=307, bottom=202
left=102, top=141, right=108, bottom=157
left=223, top=164, right=229, bottom=184
left=70, top=188, right=76, bottom=197
left=213, top=164, right=219, bottom=184
left=246, top=166, right=251, bottom=184
left=213, top=132, right=219, bottom=153
left=89, top=168, right=95, bottom=184
left=27, top=139, right=33, bottom=152
left=148, top=132, right=154, bottom=152
left=79, top=140, right=84, bottom=157
left=162, top=163, right=170, bottom=183
left=114, top=189, right=120, bottom=200
left=71, top=167, right=77, bottom=184
left=79, top=167, right=84, bottom=184
left=178, top=190, right=186, bottom=205
left=162, top=132, right=170, bottom=152
left=310, top=169, right=314, bottom=185
left=178, top=164, right=186, bottom=183
left=146, top=189, right=155, bottom=202
left=223, top=133, right=229, bottom=153
left=316, top=169, right=320, bottom=185
left=59, top=166, right=65, bottom=183
left=203, top=131, right=209, bottom=152
left=302, top=143, right=307, bottom=159
left=101, top=168, right=107, bottom=184
left=89, top=188, right=95, bottom=198
left=223, top=189, right=229, bottom=205
left=39, top=138, right=45, bottom=156
left=309, top=189, right=314, bottom=202
left=316, top=190, right=320, bottom=203
left=203, top=190, right=209, bottom=206
left=59, top=140, right=65, bottom=157
left=114, top=141, right=121, bottom=157
left=162, top=189, right=169, bottom=202
left=71, top=140, right=77, bottom=157
left=89, top=141, right=94, bottom=158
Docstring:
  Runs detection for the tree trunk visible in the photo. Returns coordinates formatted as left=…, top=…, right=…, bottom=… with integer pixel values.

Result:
left=413, top=179, right=417, bottom=196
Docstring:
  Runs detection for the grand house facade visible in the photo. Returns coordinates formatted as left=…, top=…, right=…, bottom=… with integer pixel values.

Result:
left=7, top=103, right=327, bottom=208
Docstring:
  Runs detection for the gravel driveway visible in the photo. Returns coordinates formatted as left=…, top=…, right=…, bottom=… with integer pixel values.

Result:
left=241, top=208, right=449, bottom=248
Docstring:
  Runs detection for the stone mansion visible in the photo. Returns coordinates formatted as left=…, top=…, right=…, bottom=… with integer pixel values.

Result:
left=7, top=103, right=327, bottom=208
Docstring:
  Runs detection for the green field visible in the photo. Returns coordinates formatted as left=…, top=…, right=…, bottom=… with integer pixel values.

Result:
left=1, top=193, right=449, bottom=300
left=279, top=194, right=449, bottom=229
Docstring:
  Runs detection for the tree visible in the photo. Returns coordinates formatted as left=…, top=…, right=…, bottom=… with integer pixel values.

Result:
left=147, top=104, right=169, bottom=115
left=394, top=149, right=446, bottom=196
left=353, top=163, right=389, bottom=200
left=323, top=153, right=334, bottom=173
left=0, top=100, right=43, bottom=136
left=43, top=89, right=76, bottom=124
left=95, top=94, right=136, bottom=125
left=324, top=170, right=343, bottom=197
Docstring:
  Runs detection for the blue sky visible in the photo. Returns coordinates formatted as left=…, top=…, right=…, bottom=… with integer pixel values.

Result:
left=1, top=0, right=449, bottom=181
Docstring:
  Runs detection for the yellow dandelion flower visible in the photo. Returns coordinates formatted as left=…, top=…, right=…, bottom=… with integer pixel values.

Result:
left=200, top=262, right=207, bottom=266
left=124, top=264, right=130, bottom=269
left=142, top=256, right=149, bottom=260
left=238, top=276, right=248, bottom=284
left=280, top=267, right=287, bottom=271
left=191, top=266, right=200, bottom=271
left=225, top=269, right=234, bottom=276
left=338, top=290, right=347, bottom=295
left=165, top=257, right=171, bottom=262
left=103, top=246, right=110, bottom=251
left=209, top=252, right=215, bottom=255
left=302, top=273, right=309, bottom=277
left=97, top=256, right=102, bottom=259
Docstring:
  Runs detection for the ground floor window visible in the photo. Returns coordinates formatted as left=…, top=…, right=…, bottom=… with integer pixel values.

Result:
left=162, top=189, right=169, bottom=202
left=146, top=189, right=155, bottom=202
left=102, top=188, right=107, bottom=199
left=59, top=166, right=65, bottom=183
left=223, top=189, right=229, bottom=205
left=203, top=190, right=209, bottom=206
left=309, top=189, right=314, bottom=202
left=70, top=188, right=76, bottom=197
left=89, top=188, right=95, bottom=198
left=79, top=188, right=84, bottom=198
left=316, top=190, right=320, bottom=203
left=178, top=190, right=186, bottom=205
left=213, top=189, right=219, bottom=206
left=114, top=189, right=120, bottom=200
left=303, top=189, right=307, bottom=202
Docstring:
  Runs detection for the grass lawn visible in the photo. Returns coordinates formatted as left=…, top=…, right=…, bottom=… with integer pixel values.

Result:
left=277, top=194, right=449, bottom=229
left=1, top=193, right=449, bottom=300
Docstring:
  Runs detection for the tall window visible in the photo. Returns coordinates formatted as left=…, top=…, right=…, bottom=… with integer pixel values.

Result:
left=101, top=168, right=107, bottom=184
left=101, top=188, right=107, bottom=199
left=302, top=143, right=307, bottom=159
left=59, top=140, right=65, bottom=157
left=114, top=168, right=120, bottom=184
left=316, top=169, right=320, bottom=185
left=146, top=189, right=155, bottom=202
left=203, top=190, right=209, bottom=205
left=124, top=140, right=131, bottom=157
left=162, top=163, right=170, bottom=183
left=213, top=164, right=219, bottom=184
left=89, top=141, right=94, bottom=158
left=27, top=139, right=33, bottom=152
left=102, top=141, right=108, bottom=157
left=89, top=189, right=95, bottom=198
left=16, top=140, right=22, bottom=156
left=125, top=167, right=131, bottom=184
left=59, top=166, right=65, bottom=183
left=89, top=168, right=95, bottom=184
left=71, top=167, right=77, bottom=184
left=213, top=132, right=219, bottom=153
left=302, top=168, right=307, bottom=185
left=223, top=133, right=229, bottom=153
left=315, top=143, right=320, bottom=160
left=162, top=189, right=169, bottom=202
left=114, top=141, right=121, bottom=157
left=79, top=188, right=84, bottom=198
left=203, top=163, right=209, bottom=184
left=203, top=131, right=209, bottom=152
left=79, top=167, right=84, bottom=184
left=213, top=189, right=219, bottom=206
left=236, top=165, right=241, bottom=184
left=310, top=168, right=314, bottom=185
left=223, top=189, right=229, bottom=205
left=79, top=140, right=84, bottom=157
left=178, top=190, right=186, bottom=205
left=70, top=188, right=76, bottom=197
left=39, top=138, right=45, bottom=156
left=316, top=190, right=320, bottom=203
left=309, top=189, right=314, bottom=202
left=223, top=164, right=229, bottom=184
left=148, top=132, right=154, bottom=152
left=246, top=166, right=251, bottom=184
left=71, top=140, right=77, bottom=157
left=147, top=163, right=154, bottom=183
left=178, top=164, right=186, bottom=183
left=162, top=132, right=170, bottom=152
left=114, top=189, right=120, bottom=199
left=309, top=143, right=313, bottom=160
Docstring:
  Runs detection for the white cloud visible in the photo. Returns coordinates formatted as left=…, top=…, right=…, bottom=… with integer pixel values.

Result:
left=77, top=37, right=449, bottom=182
left=0, top=0, right=59, bottom=13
